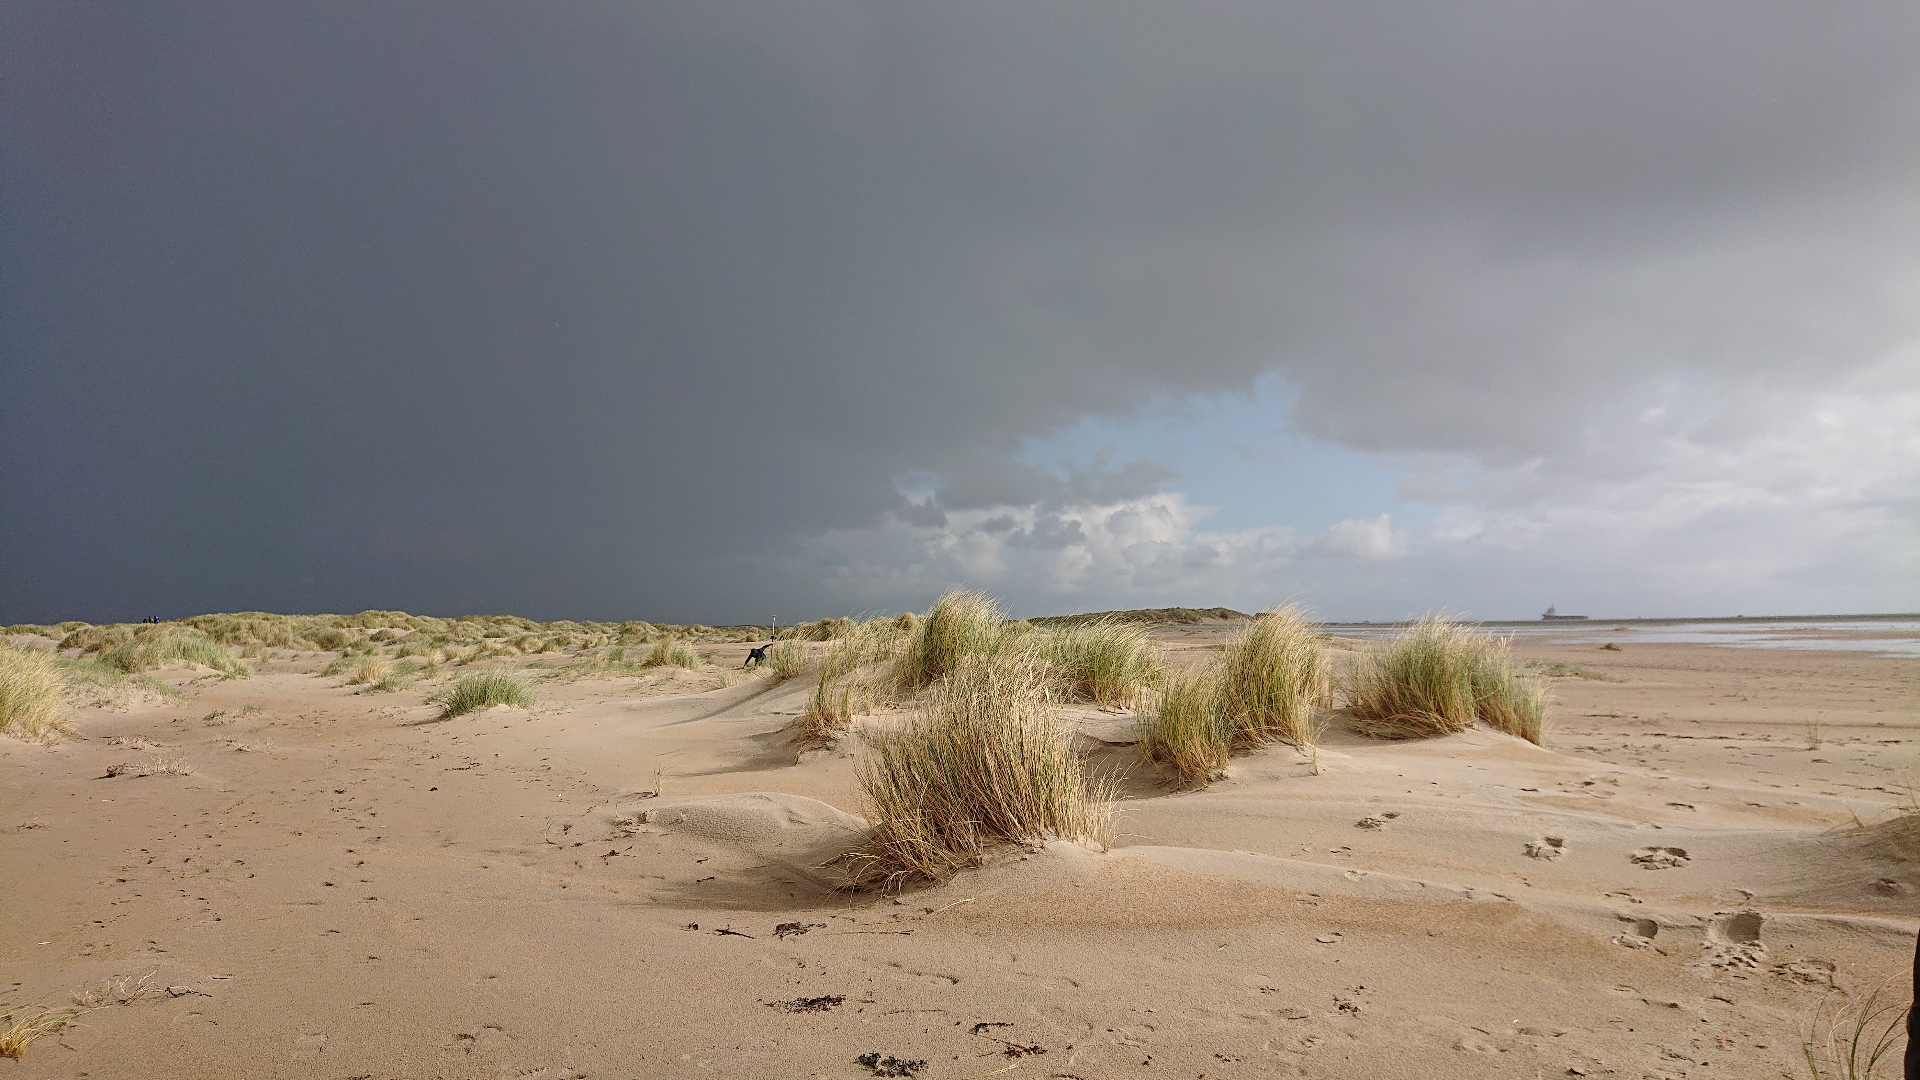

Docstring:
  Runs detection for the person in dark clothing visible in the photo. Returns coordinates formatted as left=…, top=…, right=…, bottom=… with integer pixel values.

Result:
left=744, top=643, right=773, bottom=668
left=1906, top=930, right=1917, bottom=1079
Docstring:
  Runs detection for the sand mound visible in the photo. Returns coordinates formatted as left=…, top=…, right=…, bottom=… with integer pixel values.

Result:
left=607, top=792, right=870, bottom=890
left=629, top=791, right=869, bottom=847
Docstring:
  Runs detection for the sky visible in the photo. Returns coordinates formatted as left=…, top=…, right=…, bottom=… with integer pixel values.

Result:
left=3, top=2, right=1916, bottom=625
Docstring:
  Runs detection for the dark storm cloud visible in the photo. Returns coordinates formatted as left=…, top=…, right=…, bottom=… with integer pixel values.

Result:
left=2, top=2, right=1914, bottom=622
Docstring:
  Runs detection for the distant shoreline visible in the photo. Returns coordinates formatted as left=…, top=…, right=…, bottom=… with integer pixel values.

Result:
left=1317, top=612, right=1920, bottom=628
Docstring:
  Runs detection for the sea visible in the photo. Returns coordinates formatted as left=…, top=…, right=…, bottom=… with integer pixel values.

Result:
left=1319, top=615, right=1920, bottom=658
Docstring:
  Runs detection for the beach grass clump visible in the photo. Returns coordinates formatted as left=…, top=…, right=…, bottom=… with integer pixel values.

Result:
left=1137, top=667, right=1231, bottom=785
left=641, top=639, right=707, bottom=670
left=339, top=655, right=393, bottom=686
left=98, top=630, right=249, bottom=679
left=1043, top=618, right=1163, bottom=707
left=793, top=619, right=915, bottom=745
left=1217, top=605, right=1327, bottom=746
left=767, top=639, right=806, bottom=680
left=360, top=659, right=421, bottom=694
left=798, top=670, right=853, bottom=745
left=843, top=652, right=1111, bottom=889
left=0, top=645, right=75, bottom=743
left=0, top=1005, right=76, bottom=1060
left=434, top=671, right=535, bottom=719
left=794, top=616, right=856, bottom=641
left=1344, top=617, right=1546, bottom=744
left=893, top=589, right=1015, bottom=692
left=1472, top=651, right=1548, bottom=744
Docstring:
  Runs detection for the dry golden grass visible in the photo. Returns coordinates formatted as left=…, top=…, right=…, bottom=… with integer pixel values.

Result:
left=842, top=652, right=1111, bottom=890
left=1344, top=617, right=1547, bottom=744
left=1217, top=604, right=1327, bottom=747
left=0, top=645, right=73, bottom=743
left=1, top=972, right=182, bottom=1061
left=360, top=659, right=422, bottom=693
left=339, top=655, right=393, bottom=686
left=0, top=1006, right=72, bottom=1060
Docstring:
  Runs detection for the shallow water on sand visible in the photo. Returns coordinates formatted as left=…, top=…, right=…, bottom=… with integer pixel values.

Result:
left=1323, top=617, right=1920, bottom=656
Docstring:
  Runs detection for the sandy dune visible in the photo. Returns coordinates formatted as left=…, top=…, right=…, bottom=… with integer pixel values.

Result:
left=3, top=629, right=1914, bottom=1078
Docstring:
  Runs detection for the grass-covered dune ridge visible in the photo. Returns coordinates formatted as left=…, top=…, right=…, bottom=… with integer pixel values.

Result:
left=1026, top=607, right=1249, bottom=629
left=7, top=610, right=791, bottom=661
left=98, top=630, right=250, bottom=679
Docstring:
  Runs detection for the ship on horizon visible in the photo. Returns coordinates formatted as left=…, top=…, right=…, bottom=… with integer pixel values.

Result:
left=1542, top=605, right=1589, bottom=621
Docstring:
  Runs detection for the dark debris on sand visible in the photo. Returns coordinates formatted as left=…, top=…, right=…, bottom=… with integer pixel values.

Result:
left=971, top=1021, right=1046, bottom=1058
left=856, top=1051, right=928, bottom=1077
left=767, top=994, right=844, bottom=1013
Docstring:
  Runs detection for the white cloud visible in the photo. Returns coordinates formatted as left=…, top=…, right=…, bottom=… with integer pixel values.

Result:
left=790, top=349, right=1919, bottom=618
left=1304, top=514, right=1399, bottom=560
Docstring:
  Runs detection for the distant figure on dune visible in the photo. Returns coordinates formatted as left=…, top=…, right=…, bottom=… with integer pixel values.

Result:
left=744, top=643, right=773, bottom=668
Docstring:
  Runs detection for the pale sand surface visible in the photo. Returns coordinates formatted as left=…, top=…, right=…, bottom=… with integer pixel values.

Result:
left=3, top=631, right=1915, bottom=1078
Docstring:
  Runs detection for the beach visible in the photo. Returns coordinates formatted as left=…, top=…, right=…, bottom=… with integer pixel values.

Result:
left=3, top=623, right=1914, bottom=1078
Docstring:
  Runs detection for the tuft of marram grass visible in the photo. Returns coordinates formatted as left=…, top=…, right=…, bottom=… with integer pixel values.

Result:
left=339, top=655, right=393, bottom=686
left=0, top=1005, right=74, bottom=1061
left=793, top=619, right=913, bottom=746
left=842, top=652, right=1111, bottom=890
left=1800, top=976, right=1908, bottom=1080
left=1473, top=648, right=1548, bottom=744
left=0, top=645, right=74, bottom=743
left=797, top=669, right=852, bottom=745
left=1344, top=616, right=1547, bottom=744
left=893, top=588, right=1015, bottom=692
left=766, top=639, right=806, bottom=680
left=98, top=631, right=249, bottom=679
left=1216, top=605, right=1327, bottom=747
left=641, top=639, right=706, bottom=670
left=1043, top=618, right=1163, bottom=707
left=435, top=671, right=535, bottom=719
left=361, top=659, right=420, bottom=694
left=1137, top=667, right=1231, bottom=785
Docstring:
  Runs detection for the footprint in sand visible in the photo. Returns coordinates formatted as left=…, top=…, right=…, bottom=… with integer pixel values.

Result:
left=1353, top=812, right=1399, bottom=830
left=1630, top=846, right=1689, bottom=870
left=1611, top=917, right=1660, bottom=949
left=1523, top=837, right=1566, bottom=860
left=1701, top=910, right=1768, bottom=972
